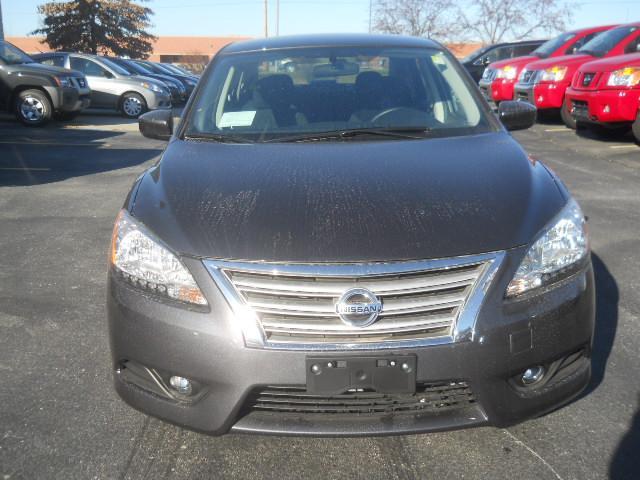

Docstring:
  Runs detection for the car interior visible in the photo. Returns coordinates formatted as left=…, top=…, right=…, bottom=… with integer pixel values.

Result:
left=189, top=51, right=483, bottom=137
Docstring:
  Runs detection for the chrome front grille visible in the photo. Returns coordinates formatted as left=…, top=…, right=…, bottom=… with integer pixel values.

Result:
left=520, top=69, right=539, bottom=85
left=205, top=253, right=502, bottom=350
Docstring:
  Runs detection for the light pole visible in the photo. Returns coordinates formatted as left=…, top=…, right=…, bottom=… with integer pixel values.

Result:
left=264, top=0, right=269, bottom=37
left=0, top=0, right=4, bottom=41
left=276, top=0, right=280, bottom=36
left=368, top=0, right=372, bottom=34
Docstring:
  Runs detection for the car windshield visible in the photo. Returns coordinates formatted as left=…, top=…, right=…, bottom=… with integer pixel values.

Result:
left=100, top=57, right=132, bottom=75
left=0, top=42, right=34, bottom=65
left=164, top=63, right=190, bottom=75
left=185, top=46, right=494, bottom=143
left=579, top=26, right=637, bottom=57
left=533, top=32, right=577, bottom=58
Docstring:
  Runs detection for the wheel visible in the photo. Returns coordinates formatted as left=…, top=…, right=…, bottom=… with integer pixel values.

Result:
left=561, top=98, right=576, bottom=130
left=54, top=111, right=80, bottom=121
left=14, top=89, right=52, bottom=126
left=120, top=93, right=147, bottom=119
left=633, top=112, right=640, bottom=144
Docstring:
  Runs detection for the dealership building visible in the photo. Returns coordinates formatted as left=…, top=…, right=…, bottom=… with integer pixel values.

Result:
left=8, top=36, right=480, bottom=72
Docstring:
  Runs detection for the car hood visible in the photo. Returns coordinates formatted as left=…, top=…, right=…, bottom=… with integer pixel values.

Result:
left=131, top=132, right=566, bottom=263
left=15, top=61, right=83, bottom=77
left=523, top=54, right=594, bottom=71
left=489, top=56, right=539, bottom=70
left=576, top=52, right=640, bottom=73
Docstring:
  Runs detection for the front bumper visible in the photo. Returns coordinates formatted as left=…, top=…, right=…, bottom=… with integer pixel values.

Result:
left=143, top=90, right=172, bottom=110
left=44, top=86, right=91, bottom=113
left=514, top=82, right=568, bottom=110
left=108, top=249, right=595, bottom=436
left=479, top=79, right=516, bottom=103
left=566, top=87, right=640, bottom=124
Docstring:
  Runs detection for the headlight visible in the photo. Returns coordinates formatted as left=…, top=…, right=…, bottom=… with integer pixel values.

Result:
left=141, top=81, right=163, bottom=93
left=54, top=76, right=73, bottom=87
left=607, top=67, right=640, bottom=87
left=495, top=65, right=518, bottom=80
left=506, top=198, right=588, bottom=297
left=540, top=66, right=568, bottom=82
left=110, top=210, right=207, bottom=306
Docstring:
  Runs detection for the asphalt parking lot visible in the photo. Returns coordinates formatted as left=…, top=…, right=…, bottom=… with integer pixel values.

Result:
left=0, top=113, right=638, bottom=480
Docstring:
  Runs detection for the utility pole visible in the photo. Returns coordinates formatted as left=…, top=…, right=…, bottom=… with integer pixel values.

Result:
left=276, top=0, right=279, bottom=36
left=264, top=0, right=269, bottom=38
left=368, top=0, right=372, bottom=34
left=0, top=0, right=4, bottom=41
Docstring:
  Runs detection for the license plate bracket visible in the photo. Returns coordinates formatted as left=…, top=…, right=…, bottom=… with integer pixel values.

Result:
left=305, top=355, right=416, bottom=395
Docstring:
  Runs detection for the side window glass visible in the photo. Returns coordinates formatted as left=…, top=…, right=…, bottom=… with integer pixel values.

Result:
left=71, top=57, right=107, bottom=77
left=497, top=47, right=514, bottom=60
left=568, top=33, right=596, bottom=54
left=41, top=56, right=65, bottom=67
left=624, top=34, right=640, bottom=54
left=513, top=45, right=535, bottom=57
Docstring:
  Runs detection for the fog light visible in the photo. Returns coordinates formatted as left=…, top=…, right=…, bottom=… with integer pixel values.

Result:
left=521, top=366, right=545, bottom=385
left=169, top=375, right=193, bottom=395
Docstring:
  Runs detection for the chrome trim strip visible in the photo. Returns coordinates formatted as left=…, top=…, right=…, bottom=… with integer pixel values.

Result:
left=203, top=251, right=505, bottom=351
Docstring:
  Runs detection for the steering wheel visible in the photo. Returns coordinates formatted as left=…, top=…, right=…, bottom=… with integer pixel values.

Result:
left=371, top=107, right=422, bottom=126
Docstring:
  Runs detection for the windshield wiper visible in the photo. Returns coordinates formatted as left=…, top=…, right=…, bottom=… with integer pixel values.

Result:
left=183, top=133, right=252, bottom=144
left=264, top=127, right=432, bottom=143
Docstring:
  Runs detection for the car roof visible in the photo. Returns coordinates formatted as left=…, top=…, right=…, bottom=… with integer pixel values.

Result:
left=221, top=33, right=442, bottom=54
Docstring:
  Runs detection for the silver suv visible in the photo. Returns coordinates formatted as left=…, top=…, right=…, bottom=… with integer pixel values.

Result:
left=32, top=52, right=171, bottom=118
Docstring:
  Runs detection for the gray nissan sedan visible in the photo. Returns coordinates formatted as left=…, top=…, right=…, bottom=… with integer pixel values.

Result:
left=108, top=34, right=594, bottom=436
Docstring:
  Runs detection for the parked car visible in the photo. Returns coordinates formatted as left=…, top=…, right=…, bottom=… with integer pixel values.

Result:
left=32, top=52, right=172, bottom=118
left=0, top=40, right=90, bottom=126
left=108, top=34, right=594, bottom=437
left=128, top=59, right=198, bottom=98
left=461, top=39, right=547, bottom=83
left=107, top=56, right=187, bottom=104
left=479, top=26, right=614, bottom=105
left=515, top=23, right=640, bottom=128
left=565, top=52, right=640, bottom=140
left=161, top=62, right=200, bottom=78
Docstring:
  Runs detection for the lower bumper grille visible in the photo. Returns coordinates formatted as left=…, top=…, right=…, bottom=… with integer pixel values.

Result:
left=249, top=382, right=475, bottom=416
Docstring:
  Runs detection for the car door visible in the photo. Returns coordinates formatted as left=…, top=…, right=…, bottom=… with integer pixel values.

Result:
left=69, top=56, right=117, bottom=108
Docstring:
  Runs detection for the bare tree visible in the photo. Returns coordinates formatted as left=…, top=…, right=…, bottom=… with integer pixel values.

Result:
left=373, top=0, right=462, bottom=41
left=459, top=0, right=574, bottom=44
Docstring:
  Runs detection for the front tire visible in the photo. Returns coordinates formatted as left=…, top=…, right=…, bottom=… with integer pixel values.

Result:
left=120, top=93, right=147, bottom=119
left=14, top=89, right=52, bottom=127
left=633, top=112, right=640, bottom=144
left=561, top=98, right=576, bottom=130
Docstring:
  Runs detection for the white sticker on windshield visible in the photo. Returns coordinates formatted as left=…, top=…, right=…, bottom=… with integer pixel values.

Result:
left=219, top=111, right=256, bottom=128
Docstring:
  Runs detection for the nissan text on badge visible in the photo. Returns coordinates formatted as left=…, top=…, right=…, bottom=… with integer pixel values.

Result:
left=108, top=34, right=595, bottom=436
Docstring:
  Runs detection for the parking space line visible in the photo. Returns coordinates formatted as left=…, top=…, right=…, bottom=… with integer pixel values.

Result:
left=0, top=141, right=109, bottom=147
left=609, top=145, right=638, bottom=150
left=0, top=167, right=51, bottom=171
left=544, top=128, right=572, bottom=132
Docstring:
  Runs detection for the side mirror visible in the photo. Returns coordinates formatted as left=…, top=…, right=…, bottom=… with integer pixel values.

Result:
left=103, top=70, right=114, bottom=79
left=498, top=101, right=537, bottom=131
left=482, top=56, right=492, bottom=66
left=139, top=109, right=173, bottom=140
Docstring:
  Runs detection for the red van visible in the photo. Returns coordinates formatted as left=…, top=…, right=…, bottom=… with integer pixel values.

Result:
left=479, top=26, right=613, bottom=105
left=514, top=23, right=640, bottom=127
left=566, top=53, right=640, bottom=141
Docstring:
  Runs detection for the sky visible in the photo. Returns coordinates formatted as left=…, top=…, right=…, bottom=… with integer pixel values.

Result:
left=2, top=0, right=639, bottom=39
